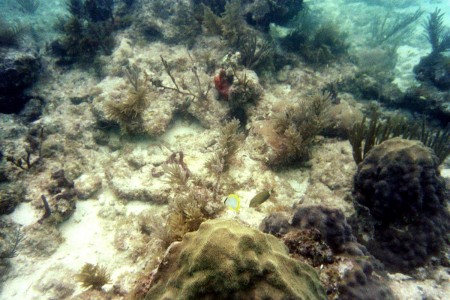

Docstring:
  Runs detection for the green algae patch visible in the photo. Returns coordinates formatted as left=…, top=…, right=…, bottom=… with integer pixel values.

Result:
left=143, top=219, right=326, bottom=300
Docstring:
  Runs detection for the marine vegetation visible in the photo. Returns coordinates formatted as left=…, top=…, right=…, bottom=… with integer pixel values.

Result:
left=369, top=9, right=423, bottom=46
left=423, top=8, right=450, bottom=56
left=202, top=0, right=247, bottom=47
left=194, top=0, right=228, bottom=15
left=277, top=10, right=349, bottom=65
left=239, top=34, right=273, bottom=70
left=151, top=120, right=242, bottom=245
left=205, top=119, right=243, bottom=176
left=227, top=66, right=263, bottom=109
left=6, top=127, right=44, bottom=170
left=16, top=0, right=40, bottom=14
left=413, top=9, right=450, bottom=90
left=308, top=23, right=349, bottom=64
left=0, top=18, right=24, bottom=47
left=201, top=1, right=275, bottom=71
left=204, top=119, right=242, bottom=199
left=197, top=0, right=304, bottom=30
left=170, top=1, right=202, bottom=45
left=104, top=65, right=149, bottom=133
left=255, top=92, right=331, bottom=167
left=159, top=55, right=211, bottom=103
left=76, top=263, right=110, bottom=290
left=349, top=106, right=450, bottom=164
left=0, top=223, right=24, bottom=259
left=50, top=0, right=117, bottom=65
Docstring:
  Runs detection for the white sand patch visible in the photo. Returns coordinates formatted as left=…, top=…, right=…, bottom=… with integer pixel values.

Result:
left=161, top=119, right=205, bottom=145
left=1, top=199, right=154, bottom=299
left=126, top=201, right=156, bottom=215
left=389, top=268, right=450, bottom=300
left=441, top=168, right=450, bottom=178
left=7, top=203, right=39, bottom=226
left=287, top=178, right=309, bottom=198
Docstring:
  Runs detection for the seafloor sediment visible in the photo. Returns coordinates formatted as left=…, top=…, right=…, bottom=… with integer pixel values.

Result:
left=1, top=0, right=449, bottom=299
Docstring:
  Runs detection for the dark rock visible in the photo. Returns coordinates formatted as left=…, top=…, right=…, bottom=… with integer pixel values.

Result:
left=282, top=229, right=334, bottom=267
left=139, top=21, right=163, bottom=42
left=84, top=0, right=114, bottom=22
left=261, top=205, right=367, bottom=257
left=0, top=183, right=25, bottom=215
left=19, top=97, right=44, bottom=122
left=338, top=260, right=395, bottom=300
left=70, top=96, right=90, bottom=105
left=414, top=54, right=450, bottom=91
left=43, top=169, right=77, bottom=224
left=244, top=0, right=304, bottom=29
left=194, top=0, right=303, bottom=30
left=340, top=73, right=403, bottom=106
left=291, top=206, right=367, bottom=256
left=402, top=85, right=450, bottom=124
left=259, top=211, right=292, bottom=236
left=0, top=49, right=41, bottom=114
left=260, top=205, right=393, bottom=299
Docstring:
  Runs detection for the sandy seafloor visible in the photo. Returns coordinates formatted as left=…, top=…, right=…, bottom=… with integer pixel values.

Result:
left=1, top=0, right=450, bottom=299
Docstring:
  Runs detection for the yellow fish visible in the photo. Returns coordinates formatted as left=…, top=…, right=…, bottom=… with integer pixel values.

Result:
left=224, top=194, right=241, bottom=212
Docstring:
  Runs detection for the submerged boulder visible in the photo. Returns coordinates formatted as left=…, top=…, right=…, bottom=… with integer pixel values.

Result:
left=140, top=219, right=326, bottom=300
left=0, top=49, right=41, bottom=114
left=414, top=54, right=450, bottom=91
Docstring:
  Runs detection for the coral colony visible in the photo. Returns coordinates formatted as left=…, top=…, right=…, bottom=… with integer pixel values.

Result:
left=0, top=1, right=449, bottom=299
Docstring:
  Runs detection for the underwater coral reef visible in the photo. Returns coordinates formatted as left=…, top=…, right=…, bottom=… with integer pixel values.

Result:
left=0, top=0, right=449, bottom=299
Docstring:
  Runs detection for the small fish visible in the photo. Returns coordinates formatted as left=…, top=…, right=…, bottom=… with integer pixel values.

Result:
left=249, top=189, right=273, bottom=208
left=224, top=194, right=241, bottom=212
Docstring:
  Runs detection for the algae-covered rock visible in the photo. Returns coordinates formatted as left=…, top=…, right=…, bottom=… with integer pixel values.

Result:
left=143, top=219, right=326, bottom=300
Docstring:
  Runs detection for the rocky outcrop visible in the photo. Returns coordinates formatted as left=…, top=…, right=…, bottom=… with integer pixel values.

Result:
left=0, top=49, right=41, bottom=114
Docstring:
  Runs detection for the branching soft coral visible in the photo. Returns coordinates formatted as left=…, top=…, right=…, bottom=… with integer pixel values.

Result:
left=0, top=18, right=24, bottom=47
left=202, top=0, right=247, bottom=46
left=104, top=65, right=149, bottom=133
left=254, top=92, right=331, bottom=167
left=159, top=55, right=212, bottom=103
left=76, top=263, right=110, bottom=290
left=205, top=119, right=243, bottom=175
left=424, top=8, right=450, bottom=55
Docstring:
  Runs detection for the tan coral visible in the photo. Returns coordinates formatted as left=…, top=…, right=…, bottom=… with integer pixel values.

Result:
left=138, top=219, right=326, bottom=300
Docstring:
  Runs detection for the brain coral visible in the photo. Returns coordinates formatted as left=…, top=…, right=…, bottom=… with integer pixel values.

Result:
left=142, top=219, right=326, bottom=300
left=353, top=138, right=450, bottom=272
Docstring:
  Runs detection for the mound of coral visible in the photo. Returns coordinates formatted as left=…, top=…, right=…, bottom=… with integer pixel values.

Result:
left=352, top=138, right=450, bottom=272
left=260, top=205, right=395, bottom=299
left=137, top=219, right=326, bottom=300
left=260, top=206, right=367, bottom=257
